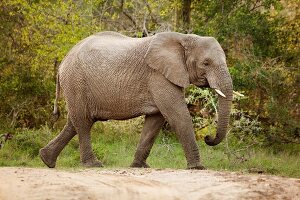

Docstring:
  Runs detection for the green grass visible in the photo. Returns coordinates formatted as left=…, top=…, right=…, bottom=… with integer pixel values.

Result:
left=0, top=118, right=299, bottom=178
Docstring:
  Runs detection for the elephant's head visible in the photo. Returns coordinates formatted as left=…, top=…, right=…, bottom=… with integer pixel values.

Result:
left=145, top=32, right=233, bottom=146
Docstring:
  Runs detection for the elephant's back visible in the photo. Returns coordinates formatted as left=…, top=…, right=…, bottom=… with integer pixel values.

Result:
left=59, top=31, right=152, bottom=76
left=79, top=32, right=151, bottom=60
left=60, top=32, right=151, bottom=70
left=61, top=31, right=150, bottom=63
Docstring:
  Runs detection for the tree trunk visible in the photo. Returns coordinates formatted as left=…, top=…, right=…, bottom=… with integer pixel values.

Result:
left=182, top=0, right=192, bottom=32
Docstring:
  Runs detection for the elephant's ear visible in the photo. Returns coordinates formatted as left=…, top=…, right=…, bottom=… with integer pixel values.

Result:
left=145, top=32, right=190, bottom=88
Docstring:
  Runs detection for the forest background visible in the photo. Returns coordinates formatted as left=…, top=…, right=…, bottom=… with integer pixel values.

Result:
left=0, top=0, right=299, bottom=177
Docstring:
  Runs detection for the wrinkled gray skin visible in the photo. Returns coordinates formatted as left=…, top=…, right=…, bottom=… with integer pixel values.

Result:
left=40, top=31, right=233, bottom=169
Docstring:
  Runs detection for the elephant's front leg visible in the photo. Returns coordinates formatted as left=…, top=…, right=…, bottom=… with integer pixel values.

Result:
left=149, top=75, right=205, bottom=169
left=131, top=113, right=165, bottom=168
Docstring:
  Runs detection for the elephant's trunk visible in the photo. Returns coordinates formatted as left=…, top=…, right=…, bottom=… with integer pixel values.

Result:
left=205, top=66, right=233, bottom=146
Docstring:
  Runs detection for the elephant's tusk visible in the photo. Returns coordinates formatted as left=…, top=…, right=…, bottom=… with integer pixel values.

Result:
left=215, top=89, right=226, bottom=98
left=233, top=91, right=244, bottom=97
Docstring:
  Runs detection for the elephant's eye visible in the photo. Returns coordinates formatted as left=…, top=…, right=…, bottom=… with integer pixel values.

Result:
left=203, top=59, right=210, bottom=66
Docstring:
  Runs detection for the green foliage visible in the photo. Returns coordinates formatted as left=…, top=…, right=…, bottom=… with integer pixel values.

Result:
left=190, top=0, right=299, bottom=144
left=185, top=86, right=262, bottom=143
left=0, top=0, right=100, bottom=128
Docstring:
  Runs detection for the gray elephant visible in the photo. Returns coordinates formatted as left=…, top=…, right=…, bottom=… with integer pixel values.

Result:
left=40, top=31, right=233, bottom=169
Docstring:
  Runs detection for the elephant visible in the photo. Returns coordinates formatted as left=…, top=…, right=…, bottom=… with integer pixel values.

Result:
left=39, top=31, right=233, bottom=169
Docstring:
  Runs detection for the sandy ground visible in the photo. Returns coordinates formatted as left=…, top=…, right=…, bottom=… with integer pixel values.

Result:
left=0, top=167, right=299, bottom=200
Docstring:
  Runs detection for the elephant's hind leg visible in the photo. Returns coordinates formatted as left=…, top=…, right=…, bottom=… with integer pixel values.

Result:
left=130, top=113, right=165, bottom=168
left=39, top=117, right=77, bottom=168
left=72, top=119, right=103, bottom=167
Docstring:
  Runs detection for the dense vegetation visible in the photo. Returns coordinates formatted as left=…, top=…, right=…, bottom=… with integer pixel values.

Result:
left=0, top=0, right=299, bottom=176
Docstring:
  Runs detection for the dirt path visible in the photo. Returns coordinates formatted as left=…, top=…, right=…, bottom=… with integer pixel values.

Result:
left=0, top=167, right=299, bottom=200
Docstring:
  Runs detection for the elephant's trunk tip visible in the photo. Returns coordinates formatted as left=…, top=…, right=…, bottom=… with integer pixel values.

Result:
left=204, top=135, right=220, bottom=146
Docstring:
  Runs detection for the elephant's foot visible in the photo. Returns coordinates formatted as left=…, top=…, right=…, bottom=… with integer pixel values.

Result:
left=81, top=159, right=103, bottom=168
left=39, top=147, right=57, bottom=168
left=187, top=162, right=206, bottom=170
left=130, top=161, right=150, bottom=168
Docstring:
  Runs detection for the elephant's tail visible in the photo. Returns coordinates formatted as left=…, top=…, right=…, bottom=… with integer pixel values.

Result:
left=52, top=73, right=60, bottom=122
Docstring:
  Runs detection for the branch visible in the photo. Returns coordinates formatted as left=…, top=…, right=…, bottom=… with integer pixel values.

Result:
left=122, top=11, right=137, bottom=28
left=119, top=0, right=137, bottom=28
left=144, top=0, right=158, bottom=24
left=142, top=14, right=149, bottom=36
left=249, top=0, right=263, bottom=12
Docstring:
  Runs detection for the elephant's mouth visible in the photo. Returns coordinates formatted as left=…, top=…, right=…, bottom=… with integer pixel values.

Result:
left=197, top=79, right=244, bottom=98
left=203, top=79, right=210, bottom=88
left=195, top=77, right=210, bottom=88
left=197, top=79, right=227, bottom=98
